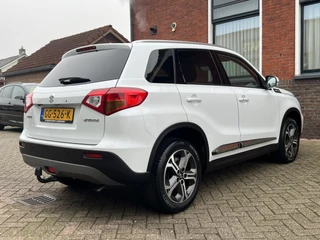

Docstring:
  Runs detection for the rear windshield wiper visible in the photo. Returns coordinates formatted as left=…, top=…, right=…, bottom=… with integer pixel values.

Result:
left=59, top=77, right=91, bottom=85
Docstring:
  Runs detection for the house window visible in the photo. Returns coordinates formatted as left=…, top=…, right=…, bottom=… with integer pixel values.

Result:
left=301, top=1, right=320, bottom=72
left=212, top=0, right=260, bottom=70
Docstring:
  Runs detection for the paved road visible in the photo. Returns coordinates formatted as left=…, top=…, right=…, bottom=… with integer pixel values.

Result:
left=0, top=128, right=320, bottom=240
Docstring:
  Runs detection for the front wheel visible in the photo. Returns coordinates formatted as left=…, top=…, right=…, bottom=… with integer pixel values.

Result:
left=144, top=139, right=202, bottom=213
left=274, top=118, right=300, bottom=163
left=0, top=124, right=4, bottom=130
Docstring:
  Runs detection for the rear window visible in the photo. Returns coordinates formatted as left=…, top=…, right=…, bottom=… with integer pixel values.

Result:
left=39, top=49, right=131, bottom=87
left=25, top=85, right=38, bottom=93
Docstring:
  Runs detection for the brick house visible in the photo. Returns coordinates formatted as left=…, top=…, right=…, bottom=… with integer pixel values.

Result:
left=131, top=0, right=320, bottom=139
left=3, top=25, right=129, bottom=85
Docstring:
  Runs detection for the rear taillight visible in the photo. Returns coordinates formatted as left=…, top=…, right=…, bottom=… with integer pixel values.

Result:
left=24, top=93, right=33, bottom=113
left=82, top=87, right=148, bottom=116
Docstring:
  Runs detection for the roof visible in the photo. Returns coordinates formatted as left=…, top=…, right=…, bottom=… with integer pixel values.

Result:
left=5, top=25, right=129, bottom=76
left=0, top=55, right=20, bottom=69
left=132, top=39, right=234, bottom=53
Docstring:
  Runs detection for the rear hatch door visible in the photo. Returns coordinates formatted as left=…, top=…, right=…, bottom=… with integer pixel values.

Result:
left=25, top=45, right=131, bottom=145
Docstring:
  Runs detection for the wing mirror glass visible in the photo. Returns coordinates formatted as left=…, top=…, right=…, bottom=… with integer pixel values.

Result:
left=266, top=75, right=279, bottom=88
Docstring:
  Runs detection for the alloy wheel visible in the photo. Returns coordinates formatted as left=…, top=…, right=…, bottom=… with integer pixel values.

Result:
left=284, top=123, right=298, bottom=159
left=163, top=149, right=198, bottom=203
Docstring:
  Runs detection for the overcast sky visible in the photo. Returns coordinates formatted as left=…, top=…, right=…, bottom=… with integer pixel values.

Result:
left=0, top=0, right=131, bottom=59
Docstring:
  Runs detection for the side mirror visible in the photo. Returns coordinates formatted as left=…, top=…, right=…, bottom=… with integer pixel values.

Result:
left=15, top=95, right=25, bottom=101
left=266, top=75, right=279, bottom=89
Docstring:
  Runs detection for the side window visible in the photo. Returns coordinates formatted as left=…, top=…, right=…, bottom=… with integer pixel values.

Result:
left=217, top=53, right=261, bottom=88
left=145, top=49, right=174, bottom=83
left=175, top=49, right=221, bottom=85
left=12, top=86, right=26, bottom=100
left=1, top=86, right=13, bottom=99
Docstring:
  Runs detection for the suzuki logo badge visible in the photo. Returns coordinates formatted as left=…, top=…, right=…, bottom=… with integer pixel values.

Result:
left=49, top=95, right=54, bottom=103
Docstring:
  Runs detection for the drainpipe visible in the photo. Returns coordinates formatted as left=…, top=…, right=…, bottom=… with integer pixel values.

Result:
left=130, top=2, right=134, bottom=42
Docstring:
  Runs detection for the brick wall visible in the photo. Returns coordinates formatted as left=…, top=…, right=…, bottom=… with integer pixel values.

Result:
left=5, top=71, right=50, bottom=85
left=279, top=79, right=320, bottom=139
left=131, top=0, right=208, bottom=42
left=261, top=0, right=295, bottom=80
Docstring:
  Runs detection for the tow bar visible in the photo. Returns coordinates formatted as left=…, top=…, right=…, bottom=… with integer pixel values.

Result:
left=35, top=167, right=57, bottom=183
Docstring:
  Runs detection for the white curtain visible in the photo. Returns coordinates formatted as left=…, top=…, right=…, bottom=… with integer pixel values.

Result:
left=215, top=16, right=260, bottom=71
left=304, top=3, right=320, bottom=71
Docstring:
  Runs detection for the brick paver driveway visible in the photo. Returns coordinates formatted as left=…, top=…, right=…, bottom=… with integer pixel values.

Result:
left=0, top=128, right=320, bottom=240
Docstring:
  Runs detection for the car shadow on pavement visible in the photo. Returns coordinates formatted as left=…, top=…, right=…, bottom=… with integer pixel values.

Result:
left=59, top=184, right=153, bottom=213
left=3, top=127, right=23, bottom=132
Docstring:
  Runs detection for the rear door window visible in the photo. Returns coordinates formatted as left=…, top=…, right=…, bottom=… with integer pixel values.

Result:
left=175, top=49, right=222, bottom=85
left=40, top=49, right=131, bottom=87
left=25, top=85, right=38, bottom=93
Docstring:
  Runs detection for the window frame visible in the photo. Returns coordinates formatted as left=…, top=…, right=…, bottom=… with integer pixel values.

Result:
left=213, top=51, right=266, bottom=89
left=300, top=0, right=320, bottom=73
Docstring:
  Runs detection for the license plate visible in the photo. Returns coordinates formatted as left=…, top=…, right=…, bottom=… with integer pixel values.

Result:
left=40, top=108, right=74, bottom=123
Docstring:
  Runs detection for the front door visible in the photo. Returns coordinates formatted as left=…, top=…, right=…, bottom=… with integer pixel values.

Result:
left=0, top=86, right=14, bottom=125
left=216, top=52, right=280, bottom=146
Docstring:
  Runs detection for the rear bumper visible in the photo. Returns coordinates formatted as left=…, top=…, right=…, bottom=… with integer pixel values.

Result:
left=19, top=141, right=150, bottom=186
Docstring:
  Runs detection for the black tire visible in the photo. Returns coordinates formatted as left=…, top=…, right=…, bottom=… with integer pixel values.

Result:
left=56, top=177, right=96, bottom=188
left=144, top=139, right=202, bottom=213
left=0, top=124, right=4, bottom=130
left=274, top=117, right=300, bottom=163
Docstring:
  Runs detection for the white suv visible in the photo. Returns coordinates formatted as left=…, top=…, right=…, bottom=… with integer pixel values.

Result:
left=20, top=40, right=303, bottom=213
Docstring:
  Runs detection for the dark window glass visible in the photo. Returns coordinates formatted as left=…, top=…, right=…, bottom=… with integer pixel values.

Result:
left=1, top=86, right=13, bottom=98
left=145, top=49, right=174, bottom=83
left=302, top=2, right=320, bottom=71
left=40, top=49, right=131, bottom=87
left=217, top=53, right=261, bottom=88
left=176, top=50, right=221, bottom=85
left=12, top=86, right=25, bottom=99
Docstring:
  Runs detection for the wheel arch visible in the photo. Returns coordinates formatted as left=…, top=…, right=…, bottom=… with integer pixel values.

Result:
left=280, top=108, right=302, bottom=136
left=147, top=122, right=210, bottom=173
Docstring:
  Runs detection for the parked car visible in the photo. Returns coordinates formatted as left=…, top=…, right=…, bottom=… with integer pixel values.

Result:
left=19, top=40, right=303, bottom=213
left=0, top=82, right=38, bottom=130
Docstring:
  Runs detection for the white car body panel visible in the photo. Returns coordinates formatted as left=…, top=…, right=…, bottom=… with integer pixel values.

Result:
left=25, top=80, right=117, bottom=145
left=176, top=84, right=241, bottom=161
left=230, top=87, right=280, bottom=142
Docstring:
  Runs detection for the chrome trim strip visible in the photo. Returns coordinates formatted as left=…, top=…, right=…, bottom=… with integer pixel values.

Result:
left=241, top=137, right=276, bottom=148
left=212, top=137, right=277, bottom=156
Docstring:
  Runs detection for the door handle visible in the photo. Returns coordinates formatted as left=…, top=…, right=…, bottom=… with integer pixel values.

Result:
left=186, top=97, right=202, bottom=103
left=238, top=95, right=249, bottom=103
left=238, top=98, right=249, bottom=103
